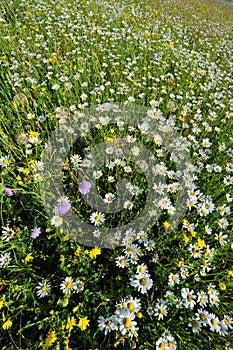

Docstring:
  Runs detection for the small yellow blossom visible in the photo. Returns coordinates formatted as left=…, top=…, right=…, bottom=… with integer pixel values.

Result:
left=163, top=221, right=170, bottom=230
left=45, top=330, right=57, bottom=346
left=28, top=130, right=38, bottom=138
left=2, top=319, right=12, bottom=330
left=78, top=317, right=90, bottom=331
left=89, top=247, right=101, bottom=259
left=66, top=316, right=76, bottom=332
left=136, top=312, right=143, bottom=318
left=75, top=246, right=81, bottom=256
left=183, top=235, right=190, bottom=244
left=23, top=168, right=31, bottom=175
left=197, top=237, right=206, bottom=249
left=219, top=282, right=226, bottom=291
left=0, top=300, right=3, bottom=309
left=24, top=253, right=33, bottom=263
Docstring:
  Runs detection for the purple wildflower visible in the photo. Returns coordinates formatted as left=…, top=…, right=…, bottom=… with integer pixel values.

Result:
left=152, top=53, right=158, bottom=59
left=79, top=180, right=92, bottom=195
left=31, top=227, right=41, bottom=239
left=4, top=188, right=14, bottom=197
left=55, top=202, right=71, bottom=215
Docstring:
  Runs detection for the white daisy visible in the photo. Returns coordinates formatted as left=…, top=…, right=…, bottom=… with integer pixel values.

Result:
left=36, top=280, right=51, bottom=298
left=130, top=272, right=153, bottom=294
left=90, top=211, right=105, bottom=226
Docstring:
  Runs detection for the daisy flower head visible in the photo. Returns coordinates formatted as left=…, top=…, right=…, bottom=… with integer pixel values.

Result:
left=36, top=280, right=51, bottom=298
left=117, top=308, right=137, bottom=336
left=154, top=300, right=168, bottom=320
left=0, top=252, right=12, bottom=267
left=115, top=255, right=129, bottom=269
left=130, top=272, right=153, bottom=294
left=60, top=277, right=77, bottom=295
left=0, top=155, right=11, bottom=168
left=93, top=170, right=103, bottom=179
left=181, top=288, right=196, bottom=309
left=136, top=263, right=149, bottom=274
left=155, top=337, right=168, bottom=350
left=1, top=226, right=15, bottom=241
left=51, top=215, right=63, bottom=227
left=125, top=297, right=141, bottom=313
left=90, top=211, right=105, bottom=226
left=98, top=316, right=118, bottom=335
left=188, top=318, right=202, bottom=333
left=70, top=154, right=82, bottom=168
left=196, top=308, right=209, bottom=326
left=207, top=313, right=220, bottom=333
left=123, top=200, right=134, bottom=210
left=76, top=279, right=84, bottom=293
left=103, top=193, right=116, bottom=204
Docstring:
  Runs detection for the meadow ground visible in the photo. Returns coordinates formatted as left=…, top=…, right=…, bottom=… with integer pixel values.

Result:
left=0, top=0, right=233, bottom=349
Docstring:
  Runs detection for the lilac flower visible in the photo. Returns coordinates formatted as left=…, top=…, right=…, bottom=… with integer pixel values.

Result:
left=79, top=180, right=91, bottom=195
left=122, top=34, right=126, bottom=40
left=152, top=53, right=158, bottom=59
left=31, top=227, right=41, bottom=239
left=55, top=202, right=71, bottom=214
left=4, top=188, right=14, bottom=197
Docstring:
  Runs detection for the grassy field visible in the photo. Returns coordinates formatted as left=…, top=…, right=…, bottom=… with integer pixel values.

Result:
left=0, top=0, right=233, bottom=349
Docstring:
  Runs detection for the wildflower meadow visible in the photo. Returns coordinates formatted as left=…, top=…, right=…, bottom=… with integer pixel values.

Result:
left=0, top=0, right=232, bottom=349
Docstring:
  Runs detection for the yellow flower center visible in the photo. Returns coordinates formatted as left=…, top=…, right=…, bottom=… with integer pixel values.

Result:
left=123, top=317, right=131, bottom=328
left=192, top=320, right=198, bottom=327
left=140, top=278, right=147, bottom=286
left=119, top=259, right=125, bottom=265
left=200, top=314, right=205, bottom=321
left=127, top=302, right=134, bottom=312
left=211, top=319, right=217, bottom=326
left=158, top=308, right=163, bottom=314
left=41, top=285, right=47, bottom=292
left=65, top=281, right=72, bottom=289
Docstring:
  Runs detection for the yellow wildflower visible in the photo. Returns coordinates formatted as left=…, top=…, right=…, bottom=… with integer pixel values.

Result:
left=89, top=247, right=101, bottom=259
left=197, top=237, right=206, bottom=249
left=45, top=330, right=57, bottom=346
left=75, top=246, right=81, bottom=256
left=78, top=317, right=90, bottom=331
left=183, top=235, right=189, bottom=244
left=24, top=253, right=33, bottom=263
left=2, top=319, right=12, bottom=330
left=66, top=316, right=76, bottom=332
left=219, top=282, right=226, bottom=291
left=163, top=221, right=170, bottom=230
